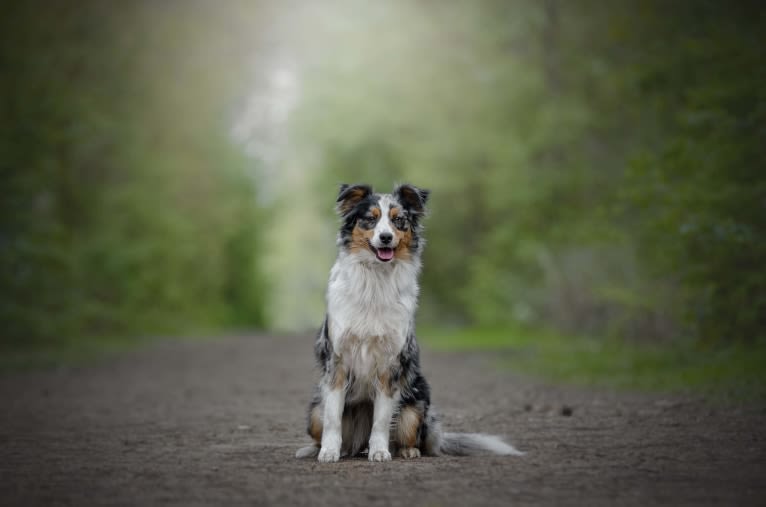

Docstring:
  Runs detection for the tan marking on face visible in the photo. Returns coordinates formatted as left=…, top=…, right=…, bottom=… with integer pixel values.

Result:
left=349, top=224, right=376, bottom=255
left=393, top=227, right=413, bottom=260
left=396, top=405, right=422, bottom=448
left=309, top=404, right=323, bottom=443
left=349, top=206, right=380, bottom=255
left=389, top=206, right=413, bottom=259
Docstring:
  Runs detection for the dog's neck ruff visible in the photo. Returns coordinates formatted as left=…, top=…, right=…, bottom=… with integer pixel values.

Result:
left=326, top=250, right=421, bottom=354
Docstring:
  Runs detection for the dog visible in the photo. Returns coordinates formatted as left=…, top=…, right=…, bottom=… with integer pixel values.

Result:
left=295, top=183, right=522, bottom=462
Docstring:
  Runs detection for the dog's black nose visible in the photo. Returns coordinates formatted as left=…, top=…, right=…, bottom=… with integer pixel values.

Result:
left=379, top=232, right=393, bottom=244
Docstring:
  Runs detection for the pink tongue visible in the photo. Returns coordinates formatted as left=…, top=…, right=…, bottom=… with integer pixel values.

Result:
left=377, top=248, right=395, bottom=260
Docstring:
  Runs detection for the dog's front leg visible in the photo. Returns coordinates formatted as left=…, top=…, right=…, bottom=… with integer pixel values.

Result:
left=318, top=386, right=344, bottom=462
left=368, top=387, right=397, bottom=462
left=318, top=360, right=346, bottom=463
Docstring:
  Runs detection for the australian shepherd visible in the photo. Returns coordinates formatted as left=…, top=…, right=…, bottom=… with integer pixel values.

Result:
left=295, top=183, right=522, bottom=462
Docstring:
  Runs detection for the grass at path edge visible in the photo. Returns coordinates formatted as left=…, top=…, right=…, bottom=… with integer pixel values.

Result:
left=420, top=327, right=766, bottom=401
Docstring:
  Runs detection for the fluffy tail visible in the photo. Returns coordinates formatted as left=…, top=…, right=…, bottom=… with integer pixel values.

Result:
left=296, top=434, right=523, bottom=458
left=439, top=432, right=524, bottom=456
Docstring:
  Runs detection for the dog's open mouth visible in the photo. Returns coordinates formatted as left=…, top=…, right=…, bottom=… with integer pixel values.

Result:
left=370, top=244, right=395, bottom=262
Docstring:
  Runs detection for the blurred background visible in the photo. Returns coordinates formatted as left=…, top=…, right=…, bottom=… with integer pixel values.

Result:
left=1, top=1, right=764, bottom=394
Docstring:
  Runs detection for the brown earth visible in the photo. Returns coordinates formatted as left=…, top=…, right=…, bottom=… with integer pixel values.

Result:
left=1, top=334, right=764, bottom=506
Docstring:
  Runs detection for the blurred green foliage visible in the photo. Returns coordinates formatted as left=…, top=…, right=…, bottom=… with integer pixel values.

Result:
left=1, top=0, right=763, bottom=372
left=619, top=1, right=766, bottom=343
left=0, top=1, right=266, bottom=351
left=290, top=0, right=765, bottom=344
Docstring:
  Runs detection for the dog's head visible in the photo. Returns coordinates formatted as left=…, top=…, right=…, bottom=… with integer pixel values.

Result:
left=336, top=183, right=430, bottom=263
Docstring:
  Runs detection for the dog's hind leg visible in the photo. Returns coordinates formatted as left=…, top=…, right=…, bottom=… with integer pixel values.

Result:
left=296, top=392, right=324, bottom=459
left=395, top=404, right=423, bottom=459
left=295, top=445, right=320, bottom=459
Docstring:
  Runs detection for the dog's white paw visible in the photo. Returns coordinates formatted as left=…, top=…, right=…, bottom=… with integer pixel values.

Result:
left=399, top=447, right=421, bottom=459
left=369, top=448, right=392, bottom=462
left=317, top=447, right=340, bottom=463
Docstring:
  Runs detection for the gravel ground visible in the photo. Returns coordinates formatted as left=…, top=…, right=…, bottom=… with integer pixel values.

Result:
left=1, top=334, right=764, bottom=506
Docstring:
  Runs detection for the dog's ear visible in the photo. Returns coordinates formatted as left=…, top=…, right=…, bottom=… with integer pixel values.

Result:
left=336, top=183, right=373, bottom=216
left=394, top=184, right=430, bottom=215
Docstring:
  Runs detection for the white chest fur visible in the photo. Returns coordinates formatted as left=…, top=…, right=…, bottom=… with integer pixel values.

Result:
left=326, top=253, right=420, bottom=383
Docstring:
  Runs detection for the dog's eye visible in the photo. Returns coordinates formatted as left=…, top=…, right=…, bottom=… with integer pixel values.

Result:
left=393, top=216, right=407, bottom=229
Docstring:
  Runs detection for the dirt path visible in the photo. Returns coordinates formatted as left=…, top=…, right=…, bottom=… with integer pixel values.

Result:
left=1, top=334, right=764, bottom=506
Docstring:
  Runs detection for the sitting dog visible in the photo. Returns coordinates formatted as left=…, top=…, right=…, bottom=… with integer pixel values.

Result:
left=296, top=183, right=522, bottom=462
